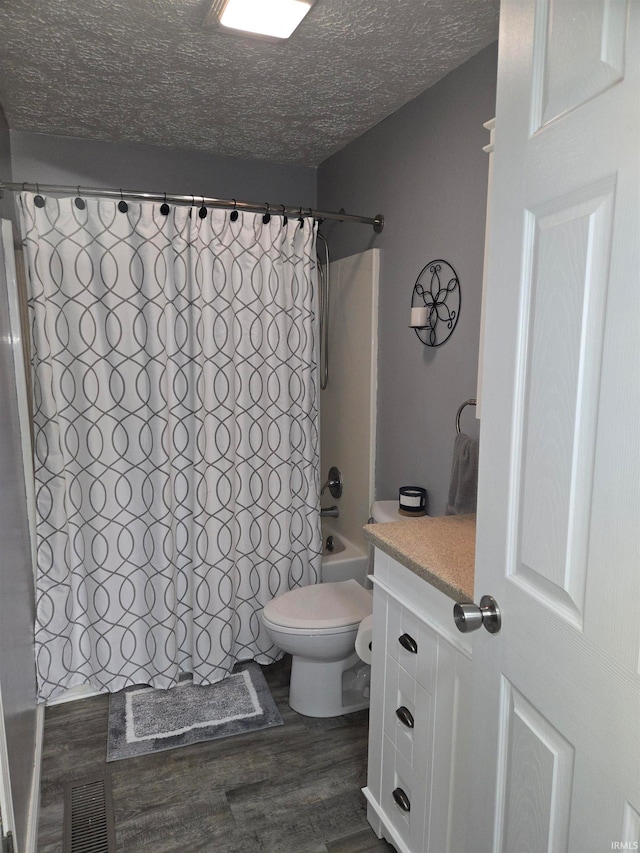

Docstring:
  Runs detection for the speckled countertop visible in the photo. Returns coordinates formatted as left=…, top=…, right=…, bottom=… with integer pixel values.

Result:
left=363, top=514, right=476, bottom=602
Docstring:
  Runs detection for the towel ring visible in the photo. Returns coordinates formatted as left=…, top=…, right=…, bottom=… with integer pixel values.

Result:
left=456, top=399, right=477, bottom=434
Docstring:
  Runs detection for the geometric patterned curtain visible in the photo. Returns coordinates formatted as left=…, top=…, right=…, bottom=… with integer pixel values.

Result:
left=18, top=193, right=321, bottom=702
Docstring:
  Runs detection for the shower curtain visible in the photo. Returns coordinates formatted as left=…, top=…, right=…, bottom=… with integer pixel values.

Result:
left=18, top=192, right=321, bottom=702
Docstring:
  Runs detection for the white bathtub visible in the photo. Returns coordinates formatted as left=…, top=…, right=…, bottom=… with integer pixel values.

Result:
left=320, top=528, right=370, bottom=587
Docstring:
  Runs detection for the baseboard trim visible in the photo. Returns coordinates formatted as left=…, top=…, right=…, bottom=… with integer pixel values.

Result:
left=45, top=684, right=102, bottom=707
left=24, top=702, right=45, bottom=853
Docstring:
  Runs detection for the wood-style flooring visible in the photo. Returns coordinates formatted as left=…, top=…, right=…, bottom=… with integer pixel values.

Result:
left=38, top=657, right=397, bottom=852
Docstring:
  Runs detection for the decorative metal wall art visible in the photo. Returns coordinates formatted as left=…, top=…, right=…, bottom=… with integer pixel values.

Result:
left=409, top=259, right=460, bottom=347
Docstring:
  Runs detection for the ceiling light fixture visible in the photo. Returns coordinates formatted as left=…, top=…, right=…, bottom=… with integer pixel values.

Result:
left=205, top=0, right=316, bottom=41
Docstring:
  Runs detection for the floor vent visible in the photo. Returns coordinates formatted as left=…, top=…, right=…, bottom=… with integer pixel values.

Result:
left=63, top=775, right=116, bottom=853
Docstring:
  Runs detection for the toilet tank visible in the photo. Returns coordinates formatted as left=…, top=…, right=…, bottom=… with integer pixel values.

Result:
left=370, top=500, right=430, bottom=523
left=370, top=500, right=404, bottom=523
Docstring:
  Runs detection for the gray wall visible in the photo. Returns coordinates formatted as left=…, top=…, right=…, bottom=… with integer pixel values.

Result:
left=317, top=43, right=498, bottom=516
left=10, top=131, right=316, bottom=209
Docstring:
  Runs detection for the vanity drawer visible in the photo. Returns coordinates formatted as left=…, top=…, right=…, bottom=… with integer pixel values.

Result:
left=380, top=734, right=427, bottom=852
left=383, top=654, right=432, bottom=769
left=386, top=596, right=438, bottom=693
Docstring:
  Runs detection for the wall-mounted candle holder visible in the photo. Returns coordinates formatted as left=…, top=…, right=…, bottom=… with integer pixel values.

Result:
left=409, top=259, right=460, bottom=347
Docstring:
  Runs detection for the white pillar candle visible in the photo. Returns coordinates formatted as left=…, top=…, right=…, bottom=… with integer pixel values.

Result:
left=410, top=306, right=429, bottom=327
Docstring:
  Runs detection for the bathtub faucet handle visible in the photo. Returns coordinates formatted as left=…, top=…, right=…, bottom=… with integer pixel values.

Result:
left=321, top=466, right=343, bottom=499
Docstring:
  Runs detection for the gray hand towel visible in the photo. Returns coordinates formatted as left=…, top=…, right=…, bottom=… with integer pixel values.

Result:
left=445, top=432, right=479, bottom=516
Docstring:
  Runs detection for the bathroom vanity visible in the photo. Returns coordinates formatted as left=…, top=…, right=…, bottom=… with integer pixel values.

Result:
left=362, top=515, right=475, bottom=853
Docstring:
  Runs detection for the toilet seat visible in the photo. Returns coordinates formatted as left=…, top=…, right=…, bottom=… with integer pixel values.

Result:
left=262, top=580, right=372, bottom=632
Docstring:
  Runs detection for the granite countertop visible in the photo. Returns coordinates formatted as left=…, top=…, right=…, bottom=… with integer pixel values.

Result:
left=363, top=514, right=476, bottom=602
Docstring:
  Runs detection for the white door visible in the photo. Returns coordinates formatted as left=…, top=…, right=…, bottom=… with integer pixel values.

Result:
left=0, top=220, right=40, bottom=853
left=468, top=1, right=640, bottom=851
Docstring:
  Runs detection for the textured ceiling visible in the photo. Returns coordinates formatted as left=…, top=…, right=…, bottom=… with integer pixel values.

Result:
left=0, top=0, right=499, bottom=167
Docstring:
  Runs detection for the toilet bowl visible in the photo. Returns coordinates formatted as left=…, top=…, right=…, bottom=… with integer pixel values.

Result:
left=262, top=579, right=372, bottom=717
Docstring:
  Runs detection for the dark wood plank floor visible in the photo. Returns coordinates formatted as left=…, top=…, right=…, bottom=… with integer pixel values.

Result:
left=38, top=657, right=396, bottom=853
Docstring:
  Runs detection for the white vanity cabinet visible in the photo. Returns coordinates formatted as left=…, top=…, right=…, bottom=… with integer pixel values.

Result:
left=363, top=548, right=472, bottom=853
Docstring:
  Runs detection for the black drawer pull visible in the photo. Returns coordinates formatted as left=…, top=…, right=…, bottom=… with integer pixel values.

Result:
left=398, top=633, right=418, bottom=654
left=392, top=787, right=411, bottom=812
left=395, top=706, right=415, bottom=728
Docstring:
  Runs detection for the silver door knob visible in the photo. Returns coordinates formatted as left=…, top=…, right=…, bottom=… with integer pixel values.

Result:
left=453, top=595, right=501, bottom=634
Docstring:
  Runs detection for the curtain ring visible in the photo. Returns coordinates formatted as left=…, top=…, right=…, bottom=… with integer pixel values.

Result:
left=118, top=189, right=128, bottom=213
left=160, top=192, right=170, bottom=216
left=281, top=204, right=288, bottom=226
left=74, top=186, right=85, bottom=210
left=199, top=195, right=207, bottom=219
left=34, top=183, right=45, bottom=208
left=298, top=207, right=305, bottom=228
left=230, top=199, right=239, bottom=222
left=262, top=202, right=271, bottom=225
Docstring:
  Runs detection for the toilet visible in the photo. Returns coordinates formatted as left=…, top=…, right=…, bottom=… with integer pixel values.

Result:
left=261, top=502, right=406, bottom=718
left=262, top=579, right=372, bottom=717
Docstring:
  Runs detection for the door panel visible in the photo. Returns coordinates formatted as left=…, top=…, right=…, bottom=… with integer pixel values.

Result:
left=515, top=178, right=615, bottom=628
left=534, top=0, right=628, bottom=130
left=621, top=803, right=640, bottom=844
left=496, top=679, right=574, bottom=852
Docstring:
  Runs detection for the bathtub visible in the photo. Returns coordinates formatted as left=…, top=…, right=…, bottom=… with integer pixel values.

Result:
left=320, top=527, right=371, bottom=587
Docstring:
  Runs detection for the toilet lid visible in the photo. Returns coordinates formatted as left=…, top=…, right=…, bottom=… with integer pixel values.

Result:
left=262, top=580, right=372, bottom=630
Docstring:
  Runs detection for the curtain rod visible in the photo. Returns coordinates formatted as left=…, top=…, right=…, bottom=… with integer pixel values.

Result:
left=0, top=180, right=384, bottom=233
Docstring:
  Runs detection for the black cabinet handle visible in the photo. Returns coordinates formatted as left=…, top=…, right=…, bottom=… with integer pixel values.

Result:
left=398, top=632, right=418, bottom=654
left=392, top=787, right=411, bottom=812
left=395, top=705, right=415, bottom=728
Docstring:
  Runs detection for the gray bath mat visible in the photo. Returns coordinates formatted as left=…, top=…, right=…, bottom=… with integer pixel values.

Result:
left=106, top=661, right=282, bottom=761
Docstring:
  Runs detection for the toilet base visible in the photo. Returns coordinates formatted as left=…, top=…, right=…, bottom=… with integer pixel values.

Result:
left=288, top=652, right=371, bottom=717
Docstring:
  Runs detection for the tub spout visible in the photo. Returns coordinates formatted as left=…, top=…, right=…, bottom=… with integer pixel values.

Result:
left=320, top=505, right=339, bottom=518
